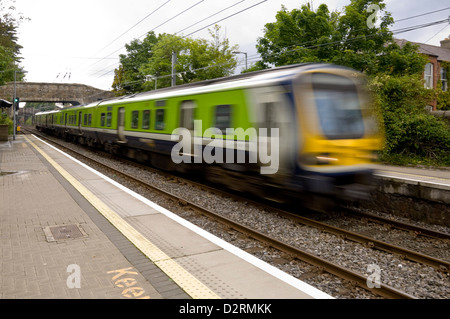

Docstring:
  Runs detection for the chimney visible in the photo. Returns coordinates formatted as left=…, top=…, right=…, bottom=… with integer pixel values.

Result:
left=441, top=36, right=450, bottom=49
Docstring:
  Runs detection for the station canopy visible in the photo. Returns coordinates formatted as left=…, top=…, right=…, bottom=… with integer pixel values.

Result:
left=0, top=99, right=12, bottom=108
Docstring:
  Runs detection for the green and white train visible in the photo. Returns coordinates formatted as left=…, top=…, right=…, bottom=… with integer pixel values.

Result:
left=36, top=63, right=384, bottom=208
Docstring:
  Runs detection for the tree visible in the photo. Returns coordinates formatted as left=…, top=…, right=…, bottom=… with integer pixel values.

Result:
left=112, top=31, right=159, bottom=95
left=255, top=0, right=448, bottom=166
left=0, top=0, right=27, bottom=84
left=256, top=3, right=340, bottom=67
left=255, top=0, right=424, bottom=76
left=176, top=25, right=238, bottom=83
left=139, top=33, right=189, bottom=90
left=332, top=0, right=393, bottom=73
left=112, top=25, right=238, bottom=95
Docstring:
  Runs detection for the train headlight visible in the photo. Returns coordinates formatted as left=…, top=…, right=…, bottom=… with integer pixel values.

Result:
left=316, top=155, right=339, bottom=165
left=300, top=153, right=339, bottom=166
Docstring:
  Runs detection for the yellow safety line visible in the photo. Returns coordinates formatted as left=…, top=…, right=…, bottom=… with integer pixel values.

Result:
left=25, top=135, right=220, bottom=299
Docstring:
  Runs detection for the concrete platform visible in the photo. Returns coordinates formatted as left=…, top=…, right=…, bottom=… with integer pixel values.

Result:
left=373, top=164, right=450, bottom=205
left=0, top=134, right=332, bottom=299
left=367, top=165, right=450, bottom=227
left=375, top=164, right=450, bottom=191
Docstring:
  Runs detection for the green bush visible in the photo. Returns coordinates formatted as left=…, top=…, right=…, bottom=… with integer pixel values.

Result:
left=382, top=113, right=450, bottom=164
left=436, top=88, right=450, bottom=110
left=0, top=113, right=13, bottom=134
left=369, top=74, right=450, bottom=166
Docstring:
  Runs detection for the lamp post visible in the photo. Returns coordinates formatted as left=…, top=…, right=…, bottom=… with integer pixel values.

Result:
left=13, top=71, right=17, bottom=141
left=232, top=51, right=248, bottom=71
left=13, top=70, right=27, bottom=141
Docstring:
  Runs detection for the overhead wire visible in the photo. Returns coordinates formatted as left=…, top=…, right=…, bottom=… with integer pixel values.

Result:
left=136, top=0, right=206, bottom=40
left=56, top=0, right=173, bottom=83
left=93, top=0, right=172, bottom=57
left=94, top=0, right=268, bottom=80
left=110, top=16, right=450, bottom=90
left=180, top=0, right=267, bottom=40
left=252, top=17, right=450, bottom=65
left=424, top=24, right=450, bottom=44
left=84, top=0, right=177, bottom=71
left=394, top=6, right=450, bottom=23
left=175, top=0, right=247, bottom=35
left=76, top=3, right=450, bottom=75
left=86, top=0, right=207, bottom=79
left=89, top=4, right=450, bottom=90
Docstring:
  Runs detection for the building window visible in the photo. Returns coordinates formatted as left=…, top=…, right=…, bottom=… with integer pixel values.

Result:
left=441, top=67, right=448, bottom=92
left=424, top=63, right=433, bottom=89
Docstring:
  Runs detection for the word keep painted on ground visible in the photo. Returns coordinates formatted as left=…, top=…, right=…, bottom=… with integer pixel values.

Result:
left=67, top=265, right=151, bottom=298
left=108, top=267, right=151, bottom=299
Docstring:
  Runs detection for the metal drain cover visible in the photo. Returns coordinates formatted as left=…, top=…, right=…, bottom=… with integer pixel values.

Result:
left=43, top=224, right=87, bottom=242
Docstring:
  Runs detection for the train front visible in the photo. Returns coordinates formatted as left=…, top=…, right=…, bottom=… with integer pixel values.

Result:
left=292, top=65, right=384, bottom=207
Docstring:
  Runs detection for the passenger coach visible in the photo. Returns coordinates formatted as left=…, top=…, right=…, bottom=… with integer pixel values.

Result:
left=36, top=63, right=384, bottom=209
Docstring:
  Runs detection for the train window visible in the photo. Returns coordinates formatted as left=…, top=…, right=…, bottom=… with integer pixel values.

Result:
left=180, top=100, right=196, bottom=130
left=156, top=100, right=166, bottom=107
left=84, top=114, right=88, bottom=126
left=106, top=112, right=112, bottom=127
left=312, top=73, right=364, bottom=140
left=88, top=114, right=92, bottom=126
left=131, top=111, right=139, bottom=129
left=100, top=113, right=106, bottom=126
left=214, top=105, right=232, bottom=132
left=142, top=110, right=151, bottom=129
left=155, top=109, right=165, bottom=130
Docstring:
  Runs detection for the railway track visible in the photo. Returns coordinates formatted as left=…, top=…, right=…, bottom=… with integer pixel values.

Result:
left=26, top=129, right=449, bottom=299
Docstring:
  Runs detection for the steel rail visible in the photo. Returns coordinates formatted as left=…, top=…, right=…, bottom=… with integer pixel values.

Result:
left=344, top=209, right=450, bottom=240
left=281, top=210, right=450, bottom=272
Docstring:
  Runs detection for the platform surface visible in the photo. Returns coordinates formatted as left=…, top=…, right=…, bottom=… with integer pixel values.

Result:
left=0, top=135, right=332, bottom=299
left=374, top=164, right=450, bottom=190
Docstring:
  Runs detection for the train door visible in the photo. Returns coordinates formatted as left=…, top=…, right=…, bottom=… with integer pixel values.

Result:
left=118, top=107, right=126, bottom=142
left=249, top=86, right=296, bottom=175
left=179, top=100, right=196, bottom=131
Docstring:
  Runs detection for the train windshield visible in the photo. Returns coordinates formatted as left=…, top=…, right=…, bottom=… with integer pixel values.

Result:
left=312, top=73, right=364, bottom=140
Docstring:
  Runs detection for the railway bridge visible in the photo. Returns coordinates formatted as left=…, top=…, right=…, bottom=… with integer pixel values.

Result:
left=0, top=82, right=115, bottom=106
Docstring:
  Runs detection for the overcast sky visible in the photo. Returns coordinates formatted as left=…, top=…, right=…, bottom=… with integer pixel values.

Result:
left=13, top=0, right=450, bottom=91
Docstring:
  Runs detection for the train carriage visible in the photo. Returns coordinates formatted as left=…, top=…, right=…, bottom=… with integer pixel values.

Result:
left=36, top=63, right=384, bottom=209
